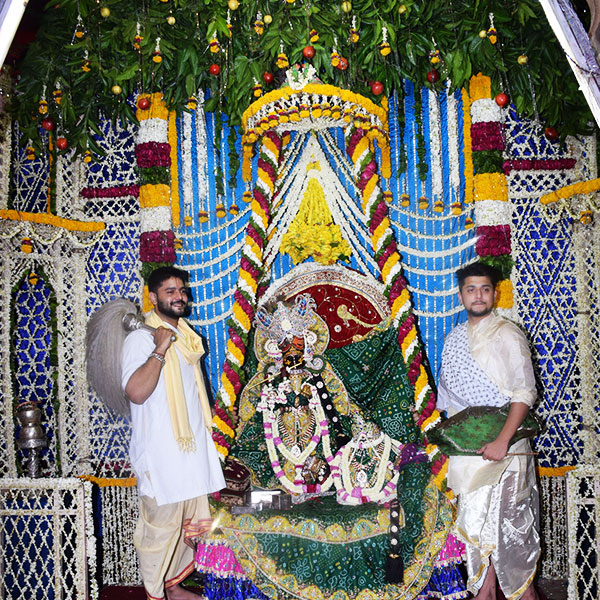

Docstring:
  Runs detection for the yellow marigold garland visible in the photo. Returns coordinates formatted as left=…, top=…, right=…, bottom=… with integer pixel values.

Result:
left=0, top=209, right=105, bottom=232
left=473, top=172, right=508, bottom=202
left=139, top=183, right=170, bottom=208
left=540, top=177, right=600, bottom=204
left=461, top=88, right=474, bottom=205
left=494, top=279, right=513, bottom=309
left=469, top=72, right=492, bottom=102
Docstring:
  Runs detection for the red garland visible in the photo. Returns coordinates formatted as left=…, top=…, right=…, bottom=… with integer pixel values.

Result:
left=139, top=230, right=176, bottom=263
left=502, top=158, right=576, bottom=175
left=475, top=225, right=511, bottom=256
left=135, top=142, right=171, bottom=168
left=471, top=121, right=504, bottom=151
left=81, top=185, right=139, bottom=198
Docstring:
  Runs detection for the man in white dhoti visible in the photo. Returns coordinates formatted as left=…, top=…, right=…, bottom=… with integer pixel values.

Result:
left=122, top=266, right=225, bottom=600
left=437, top=263, right=540, bottom=600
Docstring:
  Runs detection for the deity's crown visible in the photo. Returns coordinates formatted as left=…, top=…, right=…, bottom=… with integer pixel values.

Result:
left=256, top=294, right=317, bottom=346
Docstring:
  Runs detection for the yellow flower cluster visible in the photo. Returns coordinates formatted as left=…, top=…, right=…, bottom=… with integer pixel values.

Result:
left=0, top=210, right=105, bottom=232
left=281, top=222, right=351, bottom=265
left=494, top=279, right=513, bottom=309
left=139, top=184, right=170, bottom=208
left=473, top=172, right=508, bottom=202
left=168, top=110, right=180, bottom=227
left=540, top=177, right=600, bottom=205
left=281, top=177, right=351, bottom=265
left=469, top=73, right=492, bottom=102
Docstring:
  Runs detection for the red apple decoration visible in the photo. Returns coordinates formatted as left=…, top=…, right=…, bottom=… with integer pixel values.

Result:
left=427, top=69, right=440, bottom=83
left=263, top=71, right=274, bottom=84
left=544, top=126, right=559, bottom=141
left=137, top=97, right=150, bottom=110
left=41, top=117, right=55, bottom=131
left=209, top=63, right=221, bottom=76
left=495, top=92, right=509, bottom=108
left=56, top=137, right=68, bottom=150
left=371, top=81, right=384, bottom=95
left=337, top=57, right=348, bottom=71
left=303, top=45, right=315, bottom=59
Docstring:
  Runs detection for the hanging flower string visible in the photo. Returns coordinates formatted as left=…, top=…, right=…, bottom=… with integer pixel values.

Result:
left=468, top=74, right=514, bottom=310
left=212, top=130, right=285, bottom=457
left=135, top=92, right=176, bottom=301
left=344, top=124, right=447, bottom=491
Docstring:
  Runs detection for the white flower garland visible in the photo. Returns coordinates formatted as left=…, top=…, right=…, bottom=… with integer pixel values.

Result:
left=474, top=199, right=512, bottom=226
left=446, top=85, right=461, bottom=202
left=136, top=118, right=168, bottom=145
left=428, top=90, right=443, bottom=207
left=470, top=98, right=502, bottom=124
left=139, top=206, right=173, bottom=233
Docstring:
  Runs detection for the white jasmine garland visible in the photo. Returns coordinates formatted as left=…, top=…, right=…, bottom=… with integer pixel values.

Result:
left=470, top=98, right=503, bottom=123
left=136, top=118, right=169, bottom=145
left=139, top=206, right=172, bottom=233
left=474, top=199, right=512, bottom=226
left=429, top=90, right=443, bottom=207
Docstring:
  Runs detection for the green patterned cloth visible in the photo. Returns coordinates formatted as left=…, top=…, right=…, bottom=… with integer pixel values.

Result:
left=224, top=328, right=438, bottom=598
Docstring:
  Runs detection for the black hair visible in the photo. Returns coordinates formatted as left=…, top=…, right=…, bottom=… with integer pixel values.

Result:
left=147, top=266, right=189, bottom=294
left=456, top=262, right=502, bottom=290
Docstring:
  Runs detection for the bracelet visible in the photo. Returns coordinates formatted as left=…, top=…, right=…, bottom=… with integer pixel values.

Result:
left=149, top=352, right=166, bottom=366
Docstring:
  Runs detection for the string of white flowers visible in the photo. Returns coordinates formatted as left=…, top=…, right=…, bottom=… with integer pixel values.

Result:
left=0, top=219, right=105, bottom=248
left=392, top=203, right=474, bottom=222
left=446, top=85, right=460, bottom=203
left=136, top=118, right=168, bottom=144
left=428, top=89, right=443, bottom=207
left=474, top=199, right=512, bottom=226
left=83, top=479, right=99, bottom=600
left=403, top=254, right=478, bottom=277
left=470, top=97, right=502, bottom=124
left=180, top=111, right=194, bottom=217
left=139, top=206, right=172, bottom=233
left=273, top=132, right=307, bottom=198
left=412, top=304, right=467, bottom=318
left=319, top=130, right=359, bottom=194
left=396, top=235, right=476, bottom=259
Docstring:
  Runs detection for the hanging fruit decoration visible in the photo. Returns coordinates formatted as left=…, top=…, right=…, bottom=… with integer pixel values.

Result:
left=495, top=92, right=509, bottom=107
left=398, top=4, right=407, bottom=14
left=167, top=15, right=176, bottom=25
left=100, top=6, right=110, bottom=18
left=371, top=81, right=384, bottom=95
left=427, top=69, right=440, bottom=83
left=337, top=56, right=348, bottom=71
left=303, top=45, right=315, bottom=59
left=209, top=63, right=221, bottom=76
left=263, top=71, right=274, bottom=84
left=111, top=84, right=122, bottom=95
left=56, top=137, right=68, bottom=150
left=228, top=0, right=239, bottom=10
left=341, top=1, right=352, bottom=13
left=41, top=117, right=55, bottom=131
left=544, top=126, right=559, bottom=141
left=264, top=14, right=272, bottom=24
left=517, top=54, right=528, bottom=65
left=137, top=96, right=150, bottom=110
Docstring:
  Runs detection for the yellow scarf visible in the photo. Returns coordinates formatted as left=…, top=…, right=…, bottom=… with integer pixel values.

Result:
left=145, top=310, right=213, bottom=452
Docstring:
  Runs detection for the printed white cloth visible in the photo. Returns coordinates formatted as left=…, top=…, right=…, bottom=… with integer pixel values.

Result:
left=438, top=312, right=540, bottom=599
left=122, top=325, right=225, bottom=506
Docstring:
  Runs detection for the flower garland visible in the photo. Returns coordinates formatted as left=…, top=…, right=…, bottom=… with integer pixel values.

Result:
left=343, top=123, right=447, bottom=489
left=0, top=209, right=104, bottom=232
left=469, top=74, right=514, bottom=310
left=241, top=83, right=390, bottom=183
left=135, top=93, right=176, bottom=293
left=212, top=130, right=284, bottom=458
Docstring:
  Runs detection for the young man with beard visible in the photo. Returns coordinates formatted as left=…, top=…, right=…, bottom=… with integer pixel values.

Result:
left=437, top=263, right=540, bottom=600
left=122, top=266, right=225, bottom=600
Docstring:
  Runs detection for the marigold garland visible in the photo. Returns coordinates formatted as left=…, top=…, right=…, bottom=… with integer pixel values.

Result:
left=0, top=209, right=105, bottom=232
left=461, top=88, right=474, bottom=205
left=473, top=172, right=508, bottom=202
left=494, top=279, right=513, bottom=309
left=168, top=110, right=180, bottom=227
left=139, top=184, right=171, bottom=208
left=540, top=177, right=600, bottom=205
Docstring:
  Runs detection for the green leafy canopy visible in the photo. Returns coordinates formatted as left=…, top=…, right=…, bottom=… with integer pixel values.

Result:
left=12, top=0, right=594, bottom=159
